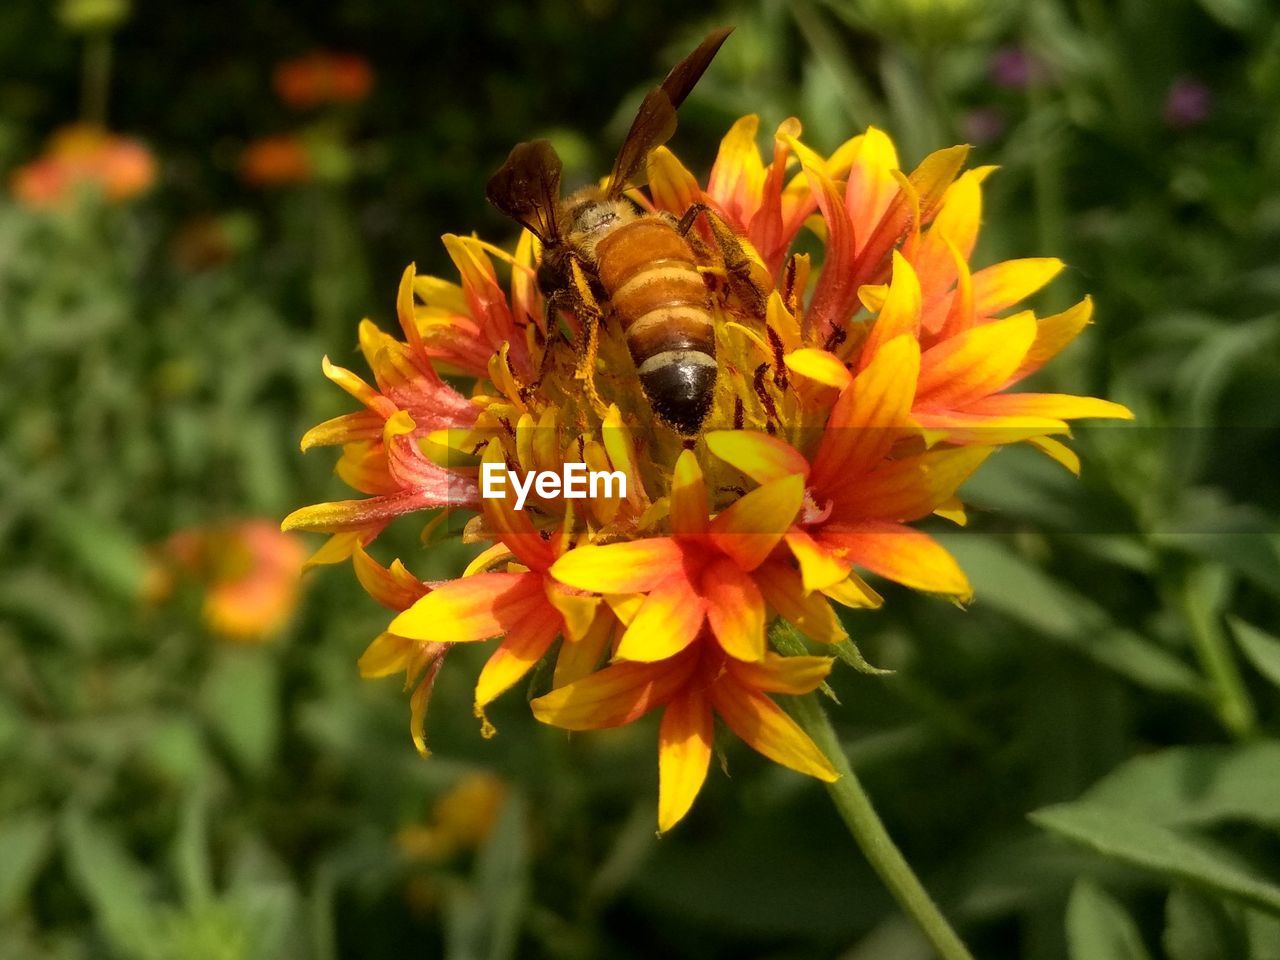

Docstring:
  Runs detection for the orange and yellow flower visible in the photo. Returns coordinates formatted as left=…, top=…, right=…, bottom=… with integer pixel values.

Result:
left=287, top=113, right=1132, bottom=830
left=11, top=124, right=155, bottom=208
left=158, top=519, right=306, bottom=641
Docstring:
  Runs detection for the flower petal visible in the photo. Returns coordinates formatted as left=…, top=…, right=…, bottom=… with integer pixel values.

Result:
left=702, top=557, right=766, bottom=661
left=669, top=449, right=709, bottom=536
left=389, top=571, right=546, bottom=642
left=811, top=333, right=920, bottom=493
left=756, top=561, right=848, bottom=644
left=1009, top=296, right=1093, bottom=383
left=530, top=653, right=697, bottom=730
left=971, top=258, right=1063, bottom=318
left=475, top=608, right=563, bottom=708
left=727, top=652, right=834, bottom=695
left=838, top=446, right=993, bottom=523
left=710, top=676, right=838, bottom=781
left=784, top=528, right=854, bottom=593
left=963, top=392, right=1135, bottom=422
left=657, top=689, right=714, bottom=833
left=820, top=521, right=972, bottom=598
left=550, top=538, right=685, bottom=593
left=858, top=252, right=922, bottom=372
left=705, top=430, right=810, bottom=486
left=916, top=311, right=1037, bottom=409
left=710, top=474, right=805, bottom=571
left=615, top=576, right=707, bottom=662
left=553, top=606, right=616, bottom=688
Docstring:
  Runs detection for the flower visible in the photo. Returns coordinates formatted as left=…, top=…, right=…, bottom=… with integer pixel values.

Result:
left=239, top=134, right=312, bottom=187
left=397, top=771, right=507, bottom=861
left=11, top=124, right=155, bottom=208
left=273, top=51, right=374, bottom=109
left=159, top=520, right=306, bottom=641
left=1164, top=77, right=1213, bottom=130
left=288, top=112, right=1132, bottom=830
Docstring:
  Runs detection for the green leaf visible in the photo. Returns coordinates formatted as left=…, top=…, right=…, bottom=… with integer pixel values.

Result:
left=444, top=791, right=530, bottom=960
left=201, top=649, right=279, bottom=777
left=1067, top=879, right=1152, bottom=960
left=47, top=504, right=148, bottom=601
left=1230, top=617, right=1280, bottom=689
left=1164, top=887, right=1244, bottom=960
left=1080, top=742, right=1280, bottom=831
left=61, top=809, right=157, bottom=953
left=943, top=537, right=1205, bottom=699
left=1031, top=803, right=1280, bottom=915
left=0, top=812, right=53, bottom=915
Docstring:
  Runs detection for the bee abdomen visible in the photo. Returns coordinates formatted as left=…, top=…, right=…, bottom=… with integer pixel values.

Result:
left=595, top=219, right=717, bottom=433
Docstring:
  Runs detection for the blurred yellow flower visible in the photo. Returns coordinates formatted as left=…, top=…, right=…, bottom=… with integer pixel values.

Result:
left=396, top=772, right=507, bottom=862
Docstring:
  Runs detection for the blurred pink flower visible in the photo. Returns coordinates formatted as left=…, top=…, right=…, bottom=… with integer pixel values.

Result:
left=1163, top=77, right=1213, bottom=130
left=989, top=46, right=1047, bottom=90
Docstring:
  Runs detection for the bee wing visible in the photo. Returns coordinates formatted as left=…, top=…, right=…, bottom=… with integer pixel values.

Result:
left=486, top=139, right=564, bottom=243
left=606, top=26, right=733, bottom=197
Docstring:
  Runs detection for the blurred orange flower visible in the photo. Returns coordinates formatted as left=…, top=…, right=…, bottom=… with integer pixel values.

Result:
left=10, top=124, right=155, bottom=208
left=273, top=51, right=374, bottom=109
left=239, top=134, right=313, bottom=187
left=161, top=520, right=307, bottom=641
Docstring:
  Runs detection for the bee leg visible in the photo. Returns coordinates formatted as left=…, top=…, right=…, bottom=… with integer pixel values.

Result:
left=566, top=257, right=610, bottom=418
left=677, top=204, right=771, bottom=319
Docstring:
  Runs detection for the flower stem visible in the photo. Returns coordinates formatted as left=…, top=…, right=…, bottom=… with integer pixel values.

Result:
left=81, top=31, right=113, bottom=128
left=790, top=692, right=975, bottom=960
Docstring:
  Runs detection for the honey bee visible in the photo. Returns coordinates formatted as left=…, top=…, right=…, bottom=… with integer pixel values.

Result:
left=486, top=27, right=762, bottom=435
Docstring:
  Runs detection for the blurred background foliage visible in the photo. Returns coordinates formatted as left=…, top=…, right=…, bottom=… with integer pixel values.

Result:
left=2, top=0, right=1280, bottom=957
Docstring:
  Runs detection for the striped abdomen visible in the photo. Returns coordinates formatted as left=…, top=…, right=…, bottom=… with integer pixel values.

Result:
left=594, top=217, right=716, bottom=434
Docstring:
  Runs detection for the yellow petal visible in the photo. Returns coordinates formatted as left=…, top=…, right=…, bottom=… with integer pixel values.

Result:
left=727, top=652, right=834, bottom=695
left=553, top=606, right=616, bottom=688
left=705, top=430, right=810, bottom=486
left=710, top=474, right=805, bottom=571
left=916, top=311, right=1037, bottom=409
left=389, top=572, right=545, bottom=642
left=647, top=145, right=702, bottom=215
left=615, top=576, right=706, bottom=662
left=669, top=449, right=708, bottom=536
left=702, top=557, right=766, bottom=661
left=811, top=334, right=920, bottom=492
left=785, top=528, right=854, bottom=593
left=657, top=689, right=714, bottom=833
left=474, top=609, right=562, bottom=708
left=1013, top=296, right=1093, bottom=381
left=965, top=393, right=1135, bottom=422
left=550, top=538, right=685, bottom=593
left=821, top=572, right=883, bottom=609
left=971, top=258, right=1064, bottom=317
left=859, top=252, right=922, bottom=370
left=710, top=677, right=838, bottom=781
left=358, top=631, right=413, bottom=678
left=530, top=654, right=697, bottom=730
left=545, top=583, right=601, bottom=642
left=756, top=561, right=849, bottom=645
left=784, top=348, right=853, bottom=391
left=820, top=522, right=972, bottom=598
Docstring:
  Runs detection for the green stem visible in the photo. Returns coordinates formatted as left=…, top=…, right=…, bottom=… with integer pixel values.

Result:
left=790, top=692, right=976, bottom=960
left=1176, top=565, right=1256, bottom=738
left=82, top=31, right=113, bottom=127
